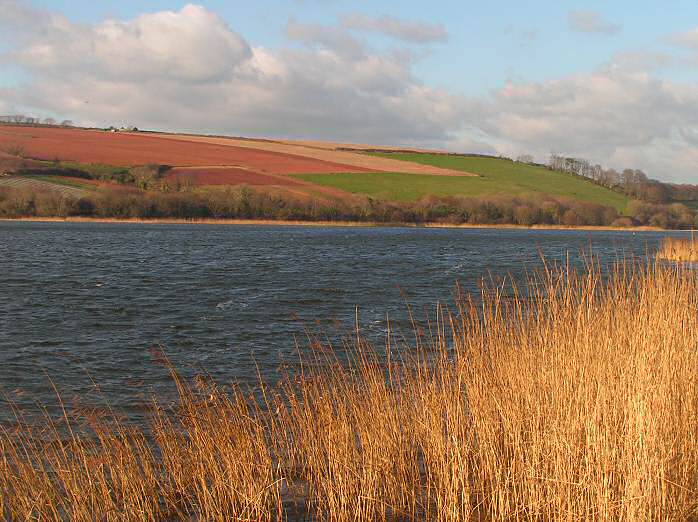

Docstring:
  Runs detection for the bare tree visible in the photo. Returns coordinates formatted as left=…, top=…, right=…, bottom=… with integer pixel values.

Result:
left=600, top=168, right=620, bottom=187
left=549, top=154, right=567, bottom=172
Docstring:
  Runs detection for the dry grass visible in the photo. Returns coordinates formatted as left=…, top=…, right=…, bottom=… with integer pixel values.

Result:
left=3, top=260, right=698, bottom=520
left=657, top=236, right=698, bottom=262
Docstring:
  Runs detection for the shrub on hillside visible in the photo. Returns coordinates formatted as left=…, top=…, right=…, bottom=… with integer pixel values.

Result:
left=627, top=200, right=695, bottom=229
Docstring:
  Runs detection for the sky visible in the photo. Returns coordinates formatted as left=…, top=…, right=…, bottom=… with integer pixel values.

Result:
left=1, top=1, right=698, bottom=182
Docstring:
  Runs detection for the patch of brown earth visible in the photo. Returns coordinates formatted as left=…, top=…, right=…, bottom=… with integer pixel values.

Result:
left=0, top=126, right=374, bottom=174
left=142, top=133, right=475, bottom=177
left=165, top=166, right=304, bottom=186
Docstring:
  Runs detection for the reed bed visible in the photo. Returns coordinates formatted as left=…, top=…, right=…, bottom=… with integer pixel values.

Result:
left=657, top=236, right=698, bottom=262
left=3, top=260, right=698, bottom=520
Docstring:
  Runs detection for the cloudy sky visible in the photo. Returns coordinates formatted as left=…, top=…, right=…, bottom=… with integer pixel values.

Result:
left=1, top=1, right=698, bottom=182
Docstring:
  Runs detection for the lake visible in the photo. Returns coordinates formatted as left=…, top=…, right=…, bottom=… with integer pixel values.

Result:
left=0, top=221, right=684, bottom=420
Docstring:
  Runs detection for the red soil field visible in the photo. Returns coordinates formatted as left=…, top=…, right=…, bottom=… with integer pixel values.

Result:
left=165, top=167, right=303, bottom=186
left=0, top=151, right=44, bottom=172
left=0, top=126, right=372, bottom=174
left=155, top=133, right=474, bottom=176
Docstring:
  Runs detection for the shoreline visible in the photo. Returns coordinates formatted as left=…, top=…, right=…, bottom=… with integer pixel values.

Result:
left=0, top=216, right=672, bottom=232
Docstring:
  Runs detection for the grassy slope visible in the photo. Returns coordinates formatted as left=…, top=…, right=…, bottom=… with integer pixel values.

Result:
left=295, top=154, right=629, bottom=212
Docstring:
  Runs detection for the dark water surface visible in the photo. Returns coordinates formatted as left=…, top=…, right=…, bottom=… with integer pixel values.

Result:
left=0, top=222, right=686, bottom=420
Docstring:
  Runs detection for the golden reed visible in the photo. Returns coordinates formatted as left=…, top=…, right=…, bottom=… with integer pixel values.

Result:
left=2, top=259, right=698, bottom=520
left=657, top=236, right=698, bottom=262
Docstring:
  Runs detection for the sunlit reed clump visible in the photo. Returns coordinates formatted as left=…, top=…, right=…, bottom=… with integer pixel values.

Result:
left=657, top=236, right=698, bottom=262
left=2, top=259, right=698, bottom=520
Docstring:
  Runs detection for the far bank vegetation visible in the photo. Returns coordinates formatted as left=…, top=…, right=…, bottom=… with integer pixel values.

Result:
left=0, top=184, right=641, bottom=226
left=4, top=180, right=698, bottom=228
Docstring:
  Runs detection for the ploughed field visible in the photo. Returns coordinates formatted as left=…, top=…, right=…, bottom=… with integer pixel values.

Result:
left=0, top=124, right=629, bottom=212
left=0, top=125, right=372, bottom=175
left=0, top=125, right=468, bottom=180
left=165, top=167, right=306, bottom=187
left=148, top=132, right=472, bottom=176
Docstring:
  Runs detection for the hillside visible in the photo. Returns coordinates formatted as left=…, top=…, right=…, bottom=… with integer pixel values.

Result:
left=4, top=123, right=695, bottom=227
left=0, top=124, right=628, bottom=210
left=295, top=154, right=629, bottom=212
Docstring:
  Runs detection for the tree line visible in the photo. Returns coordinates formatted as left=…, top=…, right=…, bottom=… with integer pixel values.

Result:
left=0, top=115, right=74, bottom=126
left=2, top=183, right=698, bottom=228
left=548, top=154, right=696, bottom=205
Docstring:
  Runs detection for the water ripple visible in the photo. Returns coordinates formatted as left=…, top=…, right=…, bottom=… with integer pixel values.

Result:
left=0, top=222, right=685, bottom=421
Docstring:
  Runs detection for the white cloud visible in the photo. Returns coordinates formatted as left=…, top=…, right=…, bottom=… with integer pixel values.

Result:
left=568, top=10, right=620, bottom=36
left=669, top=26, right=698, bottom=49
left=0, top=0, right=55, bottom=41
left=0, top=90, right=13, bottom=114
left=604, top=51, right=673, bottom=73
left=340, top=13, right=448, bottom=43
left=13, top=4, right=251, bottom=83
left=666, top=26, right=698, bottom=68
left=285, top=18, right=366, bottom=59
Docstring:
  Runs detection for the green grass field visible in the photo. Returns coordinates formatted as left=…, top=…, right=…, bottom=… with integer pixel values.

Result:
left=294, top=154, right=629, bottom=212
